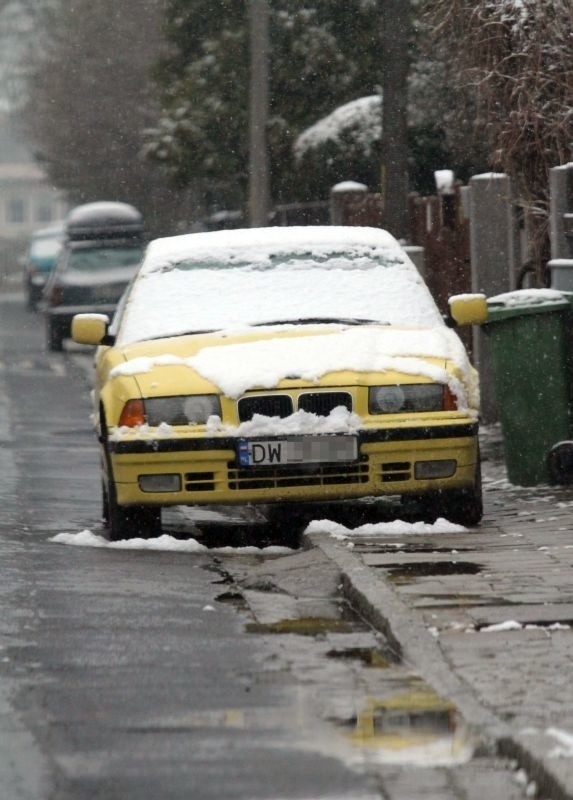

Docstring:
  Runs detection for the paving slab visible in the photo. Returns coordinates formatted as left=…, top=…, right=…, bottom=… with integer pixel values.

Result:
left=303, top=426, right=573, bottom=799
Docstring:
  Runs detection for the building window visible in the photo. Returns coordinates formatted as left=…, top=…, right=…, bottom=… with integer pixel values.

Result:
left=6, top=197, right=26, bottom=224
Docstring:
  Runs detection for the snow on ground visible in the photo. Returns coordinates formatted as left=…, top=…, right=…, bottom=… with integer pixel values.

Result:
left=50, top=530, right=293, bottom=555
left=305, top=518, right=467, bottom=539
left=51, top=515, right=469, bottom=552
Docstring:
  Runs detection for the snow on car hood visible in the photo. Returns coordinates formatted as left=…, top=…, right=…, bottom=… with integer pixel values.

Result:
left=111, top=323, right=478, bottom=411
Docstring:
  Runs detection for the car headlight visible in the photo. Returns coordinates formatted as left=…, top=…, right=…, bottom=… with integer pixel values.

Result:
left=145, top=395, right=221, bottom=426
left=369, top=384, right=456, bottom=414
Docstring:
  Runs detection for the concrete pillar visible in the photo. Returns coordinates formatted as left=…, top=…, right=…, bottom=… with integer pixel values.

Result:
left=469, top=173, right=518, bottom=424
left=549, top=163, right=573, bottom=259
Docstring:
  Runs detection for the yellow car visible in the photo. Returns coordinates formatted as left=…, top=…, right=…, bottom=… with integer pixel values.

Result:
left=72, top=226, right=486, bottom=540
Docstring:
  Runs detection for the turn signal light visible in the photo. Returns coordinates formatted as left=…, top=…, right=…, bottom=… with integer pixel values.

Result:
left=443, top=386, right=458, bottom=411
left=118, top=399, right=146, bottom=427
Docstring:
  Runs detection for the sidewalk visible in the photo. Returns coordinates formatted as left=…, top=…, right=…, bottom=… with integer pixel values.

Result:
left=305, top=424, right=573, bottom=800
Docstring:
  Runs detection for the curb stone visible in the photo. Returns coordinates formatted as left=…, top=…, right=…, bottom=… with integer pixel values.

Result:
left=303, top=530, right=572, bottom=800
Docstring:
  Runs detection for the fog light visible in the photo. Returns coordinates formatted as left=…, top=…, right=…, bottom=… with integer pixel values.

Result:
left=414, top=460, right=456, bottom=479
left=138, top=474, right=181, bottom=493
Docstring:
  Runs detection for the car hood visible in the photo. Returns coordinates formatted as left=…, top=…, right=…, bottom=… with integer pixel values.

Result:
left=113, top=324, right=479, bottom=411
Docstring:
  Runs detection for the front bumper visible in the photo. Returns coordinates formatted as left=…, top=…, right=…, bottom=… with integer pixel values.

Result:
left=107, top=422, right=480, bottom=507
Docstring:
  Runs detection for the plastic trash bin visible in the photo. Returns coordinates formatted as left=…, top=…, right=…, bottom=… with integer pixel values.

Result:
left=484, top=292, right=573, bottom=486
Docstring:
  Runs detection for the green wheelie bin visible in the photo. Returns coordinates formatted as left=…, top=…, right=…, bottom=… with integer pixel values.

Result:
left=484, top=294, right=573, bottom=486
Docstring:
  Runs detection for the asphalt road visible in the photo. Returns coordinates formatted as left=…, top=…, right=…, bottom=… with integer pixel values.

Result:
left=0, top=292, right=532, bottom=800
left=0, top=294, right=390, bottom=800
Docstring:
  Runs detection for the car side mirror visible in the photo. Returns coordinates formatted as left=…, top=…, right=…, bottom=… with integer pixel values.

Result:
left=448, top=294, right=488, bottom=326
left=71, top=313, right=114, bottom=346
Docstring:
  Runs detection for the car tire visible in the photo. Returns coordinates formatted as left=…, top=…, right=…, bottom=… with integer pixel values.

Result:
left=102, top=480, right=110, bottom=525
left=415, top=463, right=483, bottom=528
left=264, top=503, right=317, bottom=548
left=47, top=319, right=64, bottom=352
left=106, top=475, right=162, bottom=541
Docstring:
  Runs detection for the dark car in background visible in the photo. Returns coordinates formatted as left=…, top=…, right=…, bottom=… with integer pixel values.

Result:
left=23, top=223, right=65, bottom=310
left=42, top=202, right=145, bottom=351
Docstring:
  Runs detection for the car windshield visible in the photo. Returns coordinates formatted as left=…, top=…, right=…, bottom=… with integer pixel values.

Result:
left=117, top=243, right=444, bottom=346
left=68, top=246, right=144, bottom=272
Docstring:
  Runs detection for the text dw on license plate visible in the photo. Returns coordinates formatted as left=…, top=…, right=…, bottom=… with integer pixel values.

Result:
left=237, top=436, right=358, bottom=467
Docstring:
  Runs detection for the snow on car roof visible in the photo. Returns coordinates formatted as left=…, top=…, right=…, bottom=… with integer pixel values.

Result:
left=116, top=227, right=444, bottom=346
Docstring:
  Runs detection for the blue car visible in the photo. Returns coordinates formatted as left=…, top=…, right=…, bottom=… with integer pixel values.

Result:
left=23, top=223, right=65, bottom=310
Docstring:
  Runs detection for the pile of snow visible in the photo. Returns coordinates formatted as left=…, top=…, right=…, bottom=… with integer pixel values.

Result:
left=480, top=620, right=570, bottom=633
left=110, top=326, right=476, bottom=410
left=305, top=518, right=468, bottom=539
left=50, top=530, right=293, bottom=554
left=206, top=406, right=362, bottom=436
left=190, top=328, right=472, bottom=404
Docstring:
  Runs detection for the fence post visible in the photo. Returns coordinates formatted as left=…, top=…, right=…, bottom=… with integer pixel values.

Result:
left=550, top=164, right=573, bottom=260
left=469, top=173, right=518, bottom=424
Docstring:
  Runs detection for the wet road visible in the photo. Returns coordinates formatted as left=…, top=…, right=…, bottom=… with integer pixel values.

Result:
left=0, top=295, right=387, bottom=800
left=0, top=293, right=528, bottom=800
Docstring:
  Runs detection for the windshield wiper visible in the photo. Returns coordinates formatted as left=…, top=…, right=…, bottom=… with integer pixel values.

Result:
left=254, top=317, right=385, bottom=326
left=147, top=328, right=215, bottom=340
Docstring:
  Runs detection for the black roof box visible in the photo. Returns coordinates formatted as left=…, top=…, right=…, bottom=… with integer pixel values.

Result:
left=66, top=202, right=144, bottom=241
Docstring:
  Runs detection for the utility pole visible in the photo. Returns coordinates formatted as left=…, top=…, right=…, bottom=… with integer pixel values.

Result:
left=381, top=0, right=410, bottom=240
left=248, top=0, right=270, bottom=227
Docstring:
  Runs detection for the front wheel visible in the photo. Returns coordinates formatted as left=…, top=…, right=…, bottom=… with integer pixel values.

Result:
left=413, top=465, right=483, bottom=528
left=105, top=476, right=162, bottom=541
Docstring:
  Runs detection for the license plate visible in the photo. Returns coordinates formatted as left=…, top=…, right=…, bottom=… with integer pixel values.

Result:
left=237, top=436, right=358, bottom=467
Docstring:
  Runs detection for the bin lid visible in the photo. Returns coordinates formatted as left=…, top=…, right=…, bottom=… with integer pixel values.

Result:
left=486, top=288, right=573, bottom=322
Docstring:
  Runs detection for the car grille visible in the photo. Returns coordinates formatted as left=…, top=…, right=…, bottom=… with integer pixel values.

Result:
left=184, top=471, right=216, bottom=491
left=381, top=462, right=412, bottom=482
left=238, top=395, right=293, bottom=421
left=298, top=392, right=352, bottom=415
left=238, top=391, right=353, bottom=422
left=228, top=460, right=369, bottom=490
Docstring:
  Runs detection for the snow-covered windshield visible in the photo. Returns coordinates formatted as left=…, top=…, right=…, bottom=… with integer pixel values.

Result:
left=116, top=228, right=444, bottom=345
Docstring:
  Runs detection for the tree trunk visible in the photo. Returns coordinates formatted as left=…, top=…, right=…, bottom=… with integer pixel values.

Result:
left=381, top=0, right=410, bottom=241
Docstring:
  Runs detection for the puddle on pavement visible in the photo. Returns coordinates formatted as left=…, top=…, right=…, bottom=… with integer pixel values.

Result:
left=246, top=616, right=357, bottom=635
left=360, top=544, right=475, bottom=555
left=414, top=593, right=508, bottom=608
left=326, top=646, right=393, bottom=669
left=385, top=561, right=482, bottom=584
left=344, top=685, right=474, bottom=766
left=215, top=591, right=247, bottom=609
